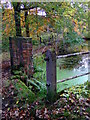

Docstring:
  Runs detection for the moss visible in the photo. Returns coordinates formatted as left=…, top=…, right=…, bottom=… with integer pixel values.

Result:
left=10, top=75, right=21, bottom=80
left=12, top=79, right=35, bottom=103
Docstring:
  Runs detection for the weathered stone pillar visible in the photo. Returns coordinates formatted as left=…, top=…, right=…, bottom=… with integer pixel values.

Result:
left=9, top=37, right=33, bottom=77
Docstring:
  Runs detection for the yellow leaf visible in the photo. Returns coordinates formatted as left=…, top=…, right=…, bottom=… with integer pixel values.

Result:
left=16, top=101, right=19, bottom=104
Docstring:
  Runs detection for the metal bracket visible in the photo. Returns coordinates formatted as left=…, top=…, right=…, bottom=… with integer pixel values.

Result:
left=44, top=57, right=49, bottom=61
left=46, top=83, right=50, bottom=87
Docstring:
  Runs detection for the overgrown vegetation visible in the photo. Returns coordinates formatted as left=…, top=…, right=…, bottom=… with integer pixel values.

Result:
left=10, top=66, right=46, bottom=100
left=2, top=79, right=90, bottom=119
left=1, top=1, right=89, bottom=120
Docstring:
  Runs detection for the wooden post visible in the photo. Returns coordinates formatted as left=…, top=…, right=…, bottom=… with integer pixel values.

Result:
left=45, top=50, right=57, bottom=102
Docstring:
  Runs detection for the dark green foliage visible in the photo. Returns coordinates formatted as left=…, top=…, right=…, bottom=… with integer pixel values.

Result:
left=10, top=75, right=21, bottom=79
left=64, top=32, right=84, bottom=45
left=33, top=55, right=45, bottom=73
left=27, top=78, right=46, bottom=93
left=28, top=80, right=40, bottom=92
left=12, top=70, right=22, bottom=75
left=32, top=40, right=39, bottom=46
left=60, top=56, right=82, bottom=69
left=10, top=66, right=46, bottom=98
left=2, top=37, right=9, bottom=52
left=10, top=68, right=27, bottom=85
left=34, top=66, right=43, bottom=73
left=87, top=81, right=90, bottom=87
left=12, top=79, right=35, bottom=103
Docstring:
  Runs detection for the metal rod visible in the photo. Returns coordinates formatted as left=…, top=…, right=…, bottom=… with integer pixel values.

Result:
left=57, top=72, right=90, bottom=83
left=57, top=51, right=90, bottom=59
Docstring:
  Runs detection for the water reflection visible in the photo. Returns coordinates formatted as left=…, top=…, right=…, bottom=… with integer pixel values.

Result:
left=57, top=40, right=90, bottom=91
left=57, top=54, right=89, bottom=91
left=74, top=55, right=90, bottom=72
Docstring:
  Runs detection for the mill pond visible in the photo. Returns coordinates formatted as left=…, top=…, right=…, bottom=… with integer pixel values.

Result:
left=57, top=54, right=90, bottom=91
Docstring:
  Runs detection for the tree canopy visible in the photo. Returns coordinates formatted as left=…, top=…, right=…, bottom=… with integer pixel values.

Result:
left=1, top=2, right=89, bottom=51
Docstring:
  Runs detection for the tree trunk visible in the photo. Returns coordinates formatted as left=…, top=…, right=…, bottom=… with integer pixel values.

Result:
left=25, top=11, right=29, bottom=37
left=25, top=10, right=33, bottom=78
left=13, top=3, right=21, bottom=36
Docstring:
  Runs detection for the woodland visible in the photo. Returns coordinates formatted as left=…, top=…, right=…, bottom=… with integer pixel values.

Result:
left=1, top=1, right=90, bottom=120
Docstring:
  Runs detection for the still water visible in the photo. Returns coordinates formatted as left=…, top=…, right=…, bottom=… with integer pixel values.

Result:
left=57, top=54, right=90, bottom=92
